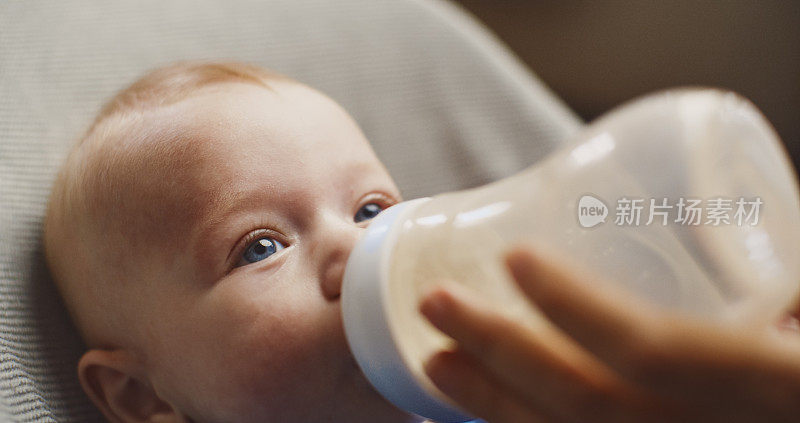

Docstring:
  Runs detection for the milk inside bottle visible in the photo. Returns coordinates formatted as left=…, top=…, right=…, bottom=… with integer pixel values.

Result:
left=342, top=89, right=800, bottom=422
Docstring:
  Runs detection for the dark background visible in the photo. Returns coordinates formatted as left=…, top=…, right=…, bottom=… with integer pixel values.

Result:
left=456, top=1, right=800, bottom=171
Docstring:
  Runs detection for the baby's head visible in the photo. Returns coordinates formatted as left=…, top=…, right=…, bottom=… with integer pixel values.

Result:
left=44, top=62, right=412, bottom=422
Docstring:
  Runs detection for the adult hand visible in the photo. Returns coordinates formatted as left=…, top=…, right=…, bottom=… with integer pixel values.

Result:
left=419, top=244, right=800, bottom=423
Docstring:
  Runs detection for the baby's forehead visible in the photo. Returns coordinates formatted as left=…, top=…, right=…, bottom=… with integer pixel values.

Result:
left=98, top=81, right=387, bottom=246
left=160, top=81, right=371, bottom=162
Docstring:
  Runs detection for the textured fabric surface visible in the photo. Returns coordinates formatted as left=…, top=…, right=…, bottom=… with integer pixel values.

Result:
left=0, top=0, right=581, bottom=421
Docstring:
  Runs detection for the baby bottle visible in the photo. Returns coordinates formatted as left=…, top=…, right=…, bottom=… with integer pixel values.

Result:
left=341, top=88, right=800, bottom=422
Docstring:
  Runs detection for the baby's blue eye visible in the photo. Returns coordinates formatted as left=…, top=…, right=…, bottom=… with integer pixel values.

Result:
left=242, top=237, right=285, bottom=264
left=354, top=202, right=384, bottom=223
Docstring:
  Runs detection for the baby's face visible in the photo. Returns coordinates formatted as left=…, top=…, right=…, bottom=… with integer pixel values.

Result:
left=117, top=82, right=411, bottom=422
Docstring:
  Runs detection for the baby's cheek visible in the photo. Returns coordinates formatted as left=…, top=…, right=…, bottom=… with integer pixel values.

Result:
left=190, top=289, right=349, bottom=419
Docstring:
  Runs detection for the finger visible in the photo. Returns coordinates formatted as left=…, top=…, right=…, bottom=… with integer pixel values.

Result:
left=504, top=244, right=800, bottom=403
left=420, top=284, right=650, bottom=423
left=424, top=349, right=555, bottom=423
left=503, top=244, right=660, bottom=374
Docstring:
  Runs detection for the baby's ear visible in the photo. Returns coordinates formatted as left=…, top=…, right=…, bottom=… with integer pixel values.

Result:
left=78, top=349, right=188, bottom=423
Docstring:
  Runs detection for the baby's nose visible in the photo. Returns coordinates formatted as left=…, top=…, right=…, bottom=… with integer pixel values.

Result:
left=319, top=220, right=364, bottom=300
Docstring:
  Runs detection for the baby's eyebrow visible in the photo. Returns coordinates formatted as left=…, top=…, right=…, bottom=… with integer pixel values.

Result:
left=191, top=187, right=283, bottom=268
left=197, top=186, right=276, bottom=233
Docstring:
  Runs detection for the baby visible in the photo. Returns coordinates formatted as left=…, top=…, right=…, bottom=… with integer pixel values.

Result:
left=44, top=62, right=421, bottom=422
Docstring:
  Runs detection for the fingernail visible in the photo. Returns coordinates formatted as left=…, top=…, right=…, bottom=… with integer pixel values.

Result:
left=506, top=249, right=537, bottom=278
left=505, top=246, right=552, bottom=301
left=419, top=287, right=449, bottom=323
